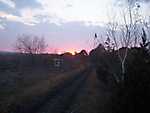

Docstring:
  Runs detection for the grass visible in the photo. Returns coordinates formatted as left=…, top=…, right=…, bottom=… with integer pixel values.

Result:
left=0, top=67, right=84, bottom=113
left=68, top=70, right=111, bottom=113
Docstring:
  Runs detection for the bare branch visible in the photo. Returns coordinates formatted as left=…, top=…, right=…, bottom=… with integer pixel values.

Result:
left=14, top=34, right=48, bottom=54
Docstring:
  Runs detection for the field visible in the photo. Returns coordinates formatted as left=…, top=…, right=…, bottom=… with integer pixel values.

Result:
left=0, top=55, right=110, bottom=113
left=0, top=53, right=111, bottom=113
left=1, top=46, right=150, bottom=113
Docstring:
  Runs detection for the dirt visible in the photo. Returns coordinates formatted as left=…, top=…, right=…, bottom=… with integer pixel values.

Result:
left=67, top=69, right=111, bottom=113
left=1, top=68, right=112, bottom=113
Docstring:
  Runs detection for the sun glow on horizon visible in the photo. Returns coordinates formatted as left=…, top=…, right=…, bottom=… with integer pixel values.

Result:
left=47, top=47, right=78, bottom=55
left=67, top=50, right=76, bottom=55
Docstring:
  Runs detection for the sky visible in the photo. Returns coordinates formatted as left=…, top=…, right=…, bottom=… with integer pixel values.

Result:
left=0, top=0, right=150, bottom=53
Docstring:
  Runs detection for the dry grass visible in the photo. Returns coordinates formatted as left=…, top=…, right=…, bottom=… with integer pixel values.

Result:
left=68, top=70, right=111, bottom=113
left=0, top=67, right=84, bottom=113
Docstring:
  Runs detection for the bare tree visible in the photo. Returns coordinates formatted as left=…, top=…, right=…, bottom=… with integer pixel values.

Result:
left=106, top=1, right=150, bottom=83
left=106, top=1, right=142, bottom=82
left=15, top=34, right=48, bottom=54
left=140, top=28, right=150, bottom=49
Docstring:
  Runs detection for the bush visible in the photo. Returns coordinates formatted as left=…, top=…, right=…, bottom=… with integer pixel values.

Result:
left=111, top=48, right=150, bottom=113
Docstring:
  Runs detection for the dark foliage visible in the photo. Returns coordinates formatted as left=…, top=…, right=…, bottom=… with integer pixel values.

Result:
left=89, top=44, right=120, bottom=85
left=90, top=42, right=150, bottom=113
left=111, top=48, right=150, bottom=113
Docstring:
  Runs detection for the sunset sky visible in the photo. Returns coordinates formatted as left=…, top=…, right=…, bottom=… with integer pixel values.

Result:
left=0, top=0, right=150, bottom=53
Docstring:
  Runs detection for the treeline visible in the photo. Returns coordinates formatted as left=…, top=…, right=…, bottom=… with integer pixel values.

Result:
left=89, top=1, right=150, bottom=112
left=89, top=41, right=150, bottom=113
left=0, top=49, right=88, bottom=73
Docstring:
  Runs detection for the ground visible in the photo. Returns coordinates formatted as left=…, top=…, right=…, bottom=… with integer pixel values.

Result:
left=0, top=66, right=111, bottom=113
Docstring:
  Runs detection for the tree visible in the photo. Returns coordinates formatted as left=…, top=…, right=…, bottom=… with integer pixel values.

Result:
left=15, top=34, right=48, bottom=54
left=105, top=1, right=147, bottom=82
left=140, top=28, right=150, bottom=49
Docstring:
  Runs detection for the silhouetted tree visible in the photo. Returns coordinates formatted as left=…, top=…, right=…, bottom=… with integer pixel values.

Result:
left=105, top=35, right=115, bottom=52
left=15, top=34, right=48, bottom=54
left=140, top=28, right=150, bottom=49
left=105, top=1, right=149, bottom=82
left=111, top=47, right=150, bottom=113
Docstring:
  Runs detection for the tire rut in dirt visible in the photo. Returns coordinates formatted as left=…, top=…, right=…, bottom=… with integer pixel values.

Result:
left=35, top=69, right=90, bottom=113
left=9, top=69, right=90, bottom=113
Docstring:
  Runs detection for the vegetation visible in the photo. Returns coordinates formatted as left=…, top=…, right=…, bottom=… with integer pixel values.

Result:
left=89, top=2, right=150, bottom=112
left=0, top=52, right=88, bottom=113
left=0, top=1, right=150, bottom=113
left=15, top=34, right=47, bottom=54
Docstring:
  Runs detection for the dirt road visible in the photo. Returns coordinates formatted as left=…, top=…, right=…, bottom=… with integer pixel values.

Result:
left=9, top=68, right=111, bottom=113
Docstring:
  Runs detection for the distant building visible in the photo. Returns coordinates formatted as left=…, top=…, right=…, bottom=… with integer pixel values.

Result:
left=53, top=58, right=63, bottom=68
